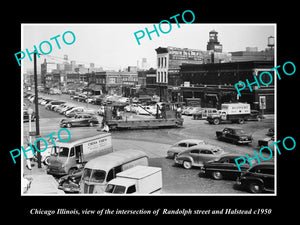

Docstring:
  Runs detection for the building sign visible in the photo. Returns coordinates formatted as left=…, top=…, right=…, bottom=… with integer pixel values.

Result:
left=259, top=96, right=266, bottom=110
left=184, top=81, right=190, bottom=87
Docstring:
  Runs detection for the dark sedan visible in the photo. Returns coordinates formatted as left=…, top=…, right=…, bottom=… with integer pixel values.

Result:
left=236, top=162, right=274, bottom=193
left=200, top=154, right=250, bottom=180
left=216, top=127, right=252, bottom=144
left=60, top=113, right=99, bottom=128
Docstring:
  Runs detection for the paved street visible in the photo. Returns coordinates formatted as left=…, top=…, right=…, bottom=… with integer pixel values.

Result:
left=23, top=93, right=274, bottom=194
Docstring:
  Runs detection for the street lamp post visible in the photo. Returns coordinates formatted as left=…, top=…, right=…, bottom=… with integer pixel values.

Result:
left=33, top=52, right=42, bottom=168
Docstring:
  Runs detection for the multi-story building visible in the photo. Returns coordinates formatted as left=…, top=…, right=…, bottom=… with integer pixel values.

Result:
left=179, top=60, right=275, bottom=113
left=88, top=70, right=138, bottom=96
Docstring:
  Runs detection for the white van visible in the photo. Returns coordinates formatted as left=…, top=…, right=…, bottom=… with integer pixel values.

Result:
left=80, top=149, right=148, bottom=194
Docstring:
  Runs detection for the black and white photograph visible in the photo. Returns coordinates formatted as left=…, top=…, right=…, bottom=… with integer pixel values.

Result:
left=20, top=23, right=276, bottom=195
left=4, top=3, right=299, bottom=220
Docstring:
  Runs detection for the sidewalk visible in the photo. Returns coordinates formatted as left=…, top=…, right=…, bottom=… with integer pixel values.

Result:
left=23, top=160, right=64, bottom=195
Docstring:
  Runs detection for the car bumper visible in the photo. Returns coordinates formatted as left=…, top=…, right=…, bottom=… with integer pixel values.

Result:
left=237, top=139, right=252, bottom=144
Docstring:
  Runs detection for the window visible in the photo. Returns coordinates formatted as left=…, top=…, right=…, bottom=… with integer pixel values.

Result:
left=178, top=143, right=188, bottom=147
left=257, top=168, right=274, bottom=175
left=190, top=149, right=200, bottom=154
left=69, top=147, right=75, bottom=157
left=56, top=147, right=69, bottom=157
left=82, top=168, right=92, bottom=181
left=106, top=169, right=114, bottom=182
left=90, top=170, right=106, bottom=183
left=113, top=185, right=126, bottom=194
left=200, top=150, right=213, bottom=154
left=127, top=185, right=136, bottom=194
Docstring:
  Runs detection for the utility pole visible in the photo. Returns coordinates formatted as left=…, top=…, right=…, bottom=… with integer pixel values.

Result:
left=34, top=52, right=42, bottom=168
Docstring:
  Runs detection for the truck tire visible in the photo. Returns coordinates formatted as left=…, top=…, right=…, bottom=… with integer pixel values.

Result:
left=238, top=118, right=245, bottom=124
left=213, top=118, right=220, bottom=125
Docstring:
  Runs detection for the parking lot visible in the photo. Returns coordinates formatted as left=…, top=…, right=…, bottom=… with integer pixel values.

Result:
left=23, top=92, right=274, bottom=194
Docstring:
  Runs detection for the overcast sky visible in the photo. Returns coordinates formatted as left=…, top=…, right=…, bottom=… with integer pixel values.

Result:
left=22, top=24, right=275, bottom=72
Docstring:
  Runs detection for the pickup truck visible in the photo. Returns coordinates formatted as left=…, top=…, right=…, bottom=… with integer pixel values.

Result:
left=216, top=127, right=252, bottom=144
left=104, top=166, right=162, bottom=194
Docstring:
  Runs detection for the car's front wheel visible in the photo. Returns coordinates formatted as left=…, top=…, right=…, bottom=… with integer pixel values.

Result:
left=248, top=182, right=263, bottom=193
left=212, top=171, right=223, bottom=180
left=183, top=161, right=192, bottom=169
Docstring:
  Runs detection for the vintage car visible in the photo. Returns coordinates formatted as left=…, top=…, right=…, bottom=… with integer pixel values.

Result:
left=58, top=170, right=83, bottom=193
left=199, top=154, right=251, bottom=180
left=246, top=110, right=263, bottom=121
left=266, top=128, right=274, bottom=137
left=167, top=139, right=207, bottom=159
left=258, top=136, right=275, bottom=154
left=216, top=127, right=252, bottom=144
left=236, top=162, right=274, bottom=193
left=60, top=113, right=99, bottom=128
left=174, top=144, right=225, bottom=169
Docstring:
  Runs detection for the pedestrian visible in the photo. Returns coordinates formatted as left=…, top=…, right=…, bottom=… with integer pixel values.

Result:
left=161, top=104, right=166, bottom=119
left=176, top=105, right=182, bottom=118
left=24, top=143, right=34, bottom=170
left=101, top=122, right=110, bottom=133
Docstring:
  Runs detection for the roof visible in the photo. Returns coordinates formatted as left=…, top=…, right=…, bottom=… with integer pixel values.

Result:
left=108, top=177, right=136, bottom=187
left=85, top=150, right=148, bottom=171
left=176, top=139, right=205, bottom=144
left=188, top=144, right=222, bottom=151
left=116, top=166, right=161, bottom=179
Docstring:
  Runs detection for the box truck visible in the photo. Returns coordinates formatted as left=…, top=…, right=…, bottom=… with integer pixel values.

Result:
left=104, top=165, right=162, bottom=194
left=207, top=103, right=251, bottom=125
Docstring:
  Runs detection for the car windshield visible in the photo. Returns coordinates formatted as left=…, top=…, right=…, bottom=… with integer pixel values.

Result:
left=51, top=146, right=69, bottom=157
left=105, top=184, right=126, bottom=194
left=83, top=169, right=106, bottom=183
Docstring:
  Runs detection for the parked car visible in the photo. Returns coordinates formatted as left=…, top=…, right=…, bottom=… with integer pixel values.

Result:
left=45, top=101, right=65, bottom=110
left=236, top=162, right=274, bottom=193
left=258, top=136, right=275, bottom=154
left=247, top=110, right=263, bottom=121
left=200, top=154, right=251, bottom=180
left=65, top=107, right=85, bottom=117
left=60, top=113, right=99, bottom=128
left=167, top=139, right=207, bottom=159
left=135, top=105, right=157, bottom=115
left=182, top=107, right=198, bottom=116
left=174, top=144, right=225, bottom=169
left=266, top=128, right=274, bottom=136
left=216, top=127, right=252, bottom=144
left=58, top=170, right=82, bottom=193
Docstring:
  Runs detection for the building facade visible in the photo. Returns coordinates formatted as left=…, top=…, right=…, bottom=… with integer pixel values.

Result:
left=179, top=60, right=275, bottom=113
left=155, top=45, right=232, bottom=101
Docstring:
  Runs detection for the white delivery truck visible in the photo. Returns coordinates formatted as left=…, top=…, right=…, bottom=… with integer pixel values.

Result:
left=207, top=103, right=251, bottom=125
left=47, top=133, right=113, bottom=175
left=104, top=165, right=162, bottom=194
